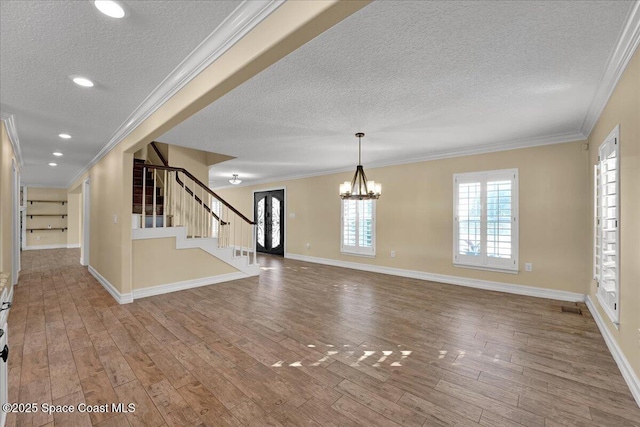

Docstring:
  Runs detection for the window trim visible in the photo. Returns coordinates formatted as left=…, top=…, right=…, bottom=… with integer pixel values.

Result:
left=594, top=125, right=620, bottom=326
left=453, top=168, right=519, bottom=273
left=341, top=199, right=376, bottom=257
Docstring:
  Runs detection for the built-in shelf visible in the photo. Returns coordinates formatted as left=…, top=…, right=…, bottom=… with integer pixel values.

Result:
left=28, top=200, right=66, bottom=205
left=28, top=214, right=66, bottom=219
left=27, top=228, right=67, bottom=232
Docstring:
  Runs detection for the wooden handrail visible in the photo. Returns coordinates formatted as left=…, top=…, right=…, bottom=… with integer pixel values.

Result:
left=144, top=164, right=255, bottom=225
left=148, top=141, right=229, bottom=225
left=150, top=141, right=169, bottom=166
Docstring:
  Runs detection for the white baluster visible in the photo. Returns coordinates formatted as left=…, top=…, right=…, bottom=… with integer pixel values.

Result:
left=191, top=177, right=195, bottom=238
left=153, top=168, right=157, bottom=228
left=181, top=172, right=185, bottom=228
left=253, top=224, right=257, bottom=265
left=142, top=166, right=146, bottom=228
left=163, top=169, right=167, bottom=228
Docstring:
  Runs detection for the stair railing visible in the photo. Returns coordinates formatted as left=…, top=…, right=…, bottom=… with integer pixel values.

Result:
left=139, top=164, right=257, bottom=265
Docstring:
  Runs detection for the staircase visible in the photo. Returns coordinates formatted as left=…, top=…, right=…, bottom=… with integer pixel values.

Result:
left=133, top=158, right=168, bottom=227
left=132, top=147, right=259, bottom=277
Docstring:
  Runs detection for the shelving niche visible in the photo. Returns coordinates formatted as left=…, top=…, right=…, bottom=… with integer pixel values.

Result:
left=25, top=199, right=68, bottom=233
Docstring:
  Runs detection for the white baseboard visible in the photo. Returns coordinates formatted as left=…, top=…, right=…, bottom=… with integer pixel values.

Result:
left=67, top=243, right=80, bottom=248
left=132, top=271, right=249, bottom=300
left=88, top=265, right=133, bottom=304
left=23, top=244, right=77, bottom=250
left=586, top=295, right=640, bottom=407
left=284, top=253, right=585, bottom=303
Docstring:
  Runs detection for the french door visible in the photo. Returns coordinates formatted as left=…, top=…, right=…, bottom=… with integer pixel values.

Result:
left=254, top=189, right=284, bottom=256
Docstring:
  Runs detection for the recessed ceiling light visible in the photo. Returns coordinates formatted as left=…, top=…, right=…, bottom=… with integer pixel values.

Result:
left=58, top=133, right=72, bottom=139
left=53, top=152, right=63, bottom=157
left=94, top=1, right=125, bottom=18
left=72, top=77, right=94, bottom=87
left=48, top=163, right=57, bottom=167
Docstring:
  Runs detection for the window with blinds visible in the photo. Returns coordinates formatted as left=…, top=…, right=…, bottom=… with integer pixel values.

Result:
left=341, top=199, right=375, bottom=256
left=454, top=169, right=518, bottom=272
left=594, top=126, right=620, bottom=325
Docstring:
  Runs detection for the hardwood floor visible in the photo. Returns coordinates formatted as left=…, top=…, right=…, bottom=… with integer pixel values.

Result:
left=7, top=248, right=640, bottom=426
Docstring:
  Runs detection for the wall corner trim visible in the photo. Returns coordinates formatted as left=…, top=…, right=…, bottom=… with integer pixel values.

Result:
left=284, top=253, right=586, bottom=302
left=0, top=112, right=24, bottom=167
left=131, top=271, right=249, bottom=300
left=586, top=295, right=640, bottom=407
left=88, top=265, right=133, bottom=304
left=581, top=1, right=640, bottom=136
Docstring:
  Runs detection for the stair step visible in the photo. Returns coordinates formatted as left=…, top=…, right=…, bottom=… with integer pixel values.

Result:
left=133, top=205, right=164, bottom=215
left=133, top=195, right=164, bottom=204
left=133, top=186, right=162, bottom=196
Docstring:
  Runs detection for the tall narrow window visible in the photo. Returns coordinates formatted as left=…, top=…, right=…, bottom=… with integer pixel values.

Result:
left=454, top=169, right=518, bottom=272
left=594, top=126, right=619, bottom=324
left=341, top=200, right=375, bottom=256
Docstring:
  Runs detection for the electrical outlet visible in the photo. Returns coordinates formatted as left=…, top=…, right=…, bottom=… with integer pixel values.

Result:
left=113, top=214, right=118, bottom=224
left=525, top=263, right=533, bottom=272
left=306, top=243, right=310, bottom=249
left=391, top=251, right=396, bottom=258
left=289, top=212, right=296, bottom=219
left=36, top=236, right=40, bottom=241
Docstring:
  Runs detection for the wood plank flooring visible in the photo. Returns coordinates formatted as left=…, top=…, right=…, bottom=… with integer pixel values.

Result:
left=7, top=248, right=640, bottom=426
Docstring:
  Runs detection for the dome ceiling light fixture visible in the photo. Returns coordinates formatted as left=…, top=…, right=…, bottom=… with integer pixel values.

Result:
left=94, top=1, right=126, bottom=18
left=72, top=76, right=94, bottom=87
left=229, top=174, right=242, bottom=185
left=339, top=132, right=381, bottom=200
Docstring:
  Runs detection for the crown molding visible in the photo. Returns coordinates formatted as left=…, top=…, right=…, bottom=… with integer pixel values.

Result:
left=0, top=111, right=24, bottom=167
left=67, top=0, right=285, bottom=188
left=22, top=184, right=69, bottom=189
left=581, top=1, right=640, bottom=136
left=212, top=131, right=586, bottom=190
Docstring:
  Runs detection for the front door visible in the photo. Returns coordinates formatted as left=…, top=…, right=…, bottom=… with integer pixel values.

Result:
left=254, top=189, right=284, bottom=256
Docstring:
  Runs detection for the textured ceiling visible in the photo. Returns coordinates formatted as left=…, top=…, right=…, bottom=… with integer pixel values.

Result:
left=0, top=0, right=241, bottom=186
left=1, top=1, right=635, bottom=189
left=157, top=0, right=634, bottom=188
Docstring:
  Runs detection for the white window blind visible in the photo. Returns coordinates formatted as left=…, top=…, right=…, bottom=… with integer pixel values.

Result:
left=594, top=126, right=620, bottom=325
left=454, top=169, right=518, bottom=272
left=341, top=200, right=375, bottom=256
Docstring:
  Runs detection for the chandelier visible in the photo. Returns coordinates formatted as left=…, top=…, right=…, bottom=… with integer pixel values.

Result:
left=229, top=174, right=242, bottom=185
left=339, top=132, right=381, bottom=200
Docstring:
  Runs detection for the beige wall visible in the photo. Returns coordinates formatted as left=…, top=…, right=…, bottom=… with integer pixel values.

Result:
left=87, top=146, right=133, bottom=294
left=218, top=140, right=591, bottom=294
left=587, top=48, right=640, bottom=379
left=67, top=192, right=81, bottom=246
left=166, top=145, right=210, bottom=184
left=0, top=122, right=17, bottom=287
left=24, top=187, right=68, bottom=247
left=132, top=237, right=237, bottom=289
